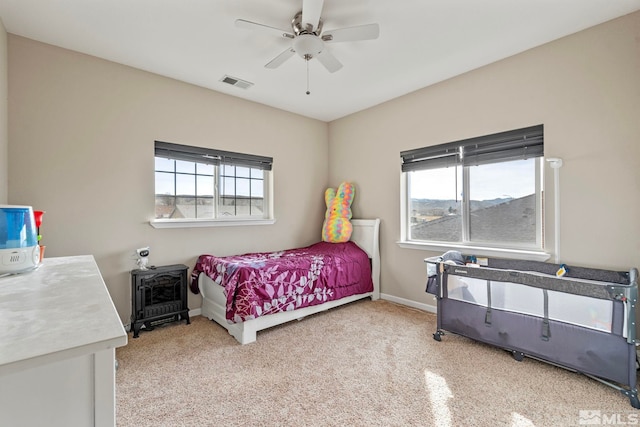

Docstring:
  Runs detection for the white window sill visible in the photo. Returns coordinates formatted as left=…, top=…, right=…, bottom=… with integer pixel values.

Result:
left=150, top=218, right=276, bottom=229
left=397, top=240, right=550, bottom=262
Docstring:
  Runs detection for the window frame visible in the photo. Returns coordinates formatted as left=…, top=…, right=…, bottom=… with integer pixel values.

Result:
left=399, top=126, right=550, bottom=261
left=150, top=141, right=275, bottom=229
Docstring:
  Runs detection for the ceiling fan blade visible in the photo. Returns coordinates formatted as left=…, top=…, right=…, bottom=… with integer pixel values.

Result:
left=302, top=0, right=324, bottom=31
left=235, top=19, right=294, bottom=39
left=322, top=23, right=380, bottom=43
left=265, top=48, right=296, bottom=69
left=316, top=50, right=343, bottom=73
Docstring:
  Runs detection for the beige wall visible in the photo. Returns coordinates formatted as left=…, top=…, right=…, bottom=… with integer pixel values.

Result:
left=6, top=12, right=640, bottom=323
left=0, top=19, right=7, bottom=203
left=8, top=36, right=329, bottom=324
left=329, top=11, right=640, bottom=309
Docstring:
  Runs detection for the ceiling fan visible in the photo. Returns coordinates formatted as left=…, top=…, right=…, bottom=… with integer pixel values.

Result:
left=236, top=0, right=380, bottom=74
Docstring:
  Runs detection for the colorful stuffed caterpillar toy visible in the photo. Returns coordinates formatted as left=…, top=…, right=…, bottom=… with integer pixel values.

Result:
left=322, top=182, right=355, bottom=243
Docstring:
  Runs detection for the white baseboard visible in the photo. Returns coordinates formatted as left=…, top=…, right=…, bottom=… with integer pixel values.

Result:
left=380, top=293, right=437, bottom=314
left=125, top=300, right=430, bottom=332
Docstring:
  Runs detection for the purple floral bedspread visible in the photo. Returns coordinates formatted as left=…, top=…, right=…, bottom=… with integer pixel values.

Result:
left=190, top=241, right=373, bottom=323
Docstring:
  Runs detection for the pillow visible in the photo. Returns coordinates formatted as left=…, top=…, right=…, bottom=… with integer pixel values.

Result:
left=322, top=182, right=354, bottom=243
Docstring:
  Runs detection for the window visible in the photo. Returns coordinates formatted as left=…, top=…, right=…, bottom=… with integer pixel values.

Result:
left=153, top=141, right=273, bottom=225
left=400, top=125, right=544, bottom=253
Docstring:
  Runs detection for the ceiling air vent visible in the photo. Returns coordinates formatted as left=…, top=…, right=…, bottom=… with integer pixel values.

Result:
left=220, top=75, right=253, bottom=89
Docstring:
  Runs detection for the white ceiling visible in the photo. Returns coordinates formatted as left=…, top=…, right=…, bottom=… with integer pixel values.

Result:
left=1, top=0, right=639, bottom=122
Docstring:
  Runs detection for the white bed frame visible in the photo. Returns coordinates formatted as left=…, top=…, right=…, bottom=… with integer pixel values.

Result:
left=198, top=218, right=381, bottom=344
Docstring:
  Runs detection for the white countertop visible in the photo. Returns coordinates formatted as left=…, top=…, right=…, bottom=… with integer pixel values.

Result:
left=0, top=255, right=128, bottom=375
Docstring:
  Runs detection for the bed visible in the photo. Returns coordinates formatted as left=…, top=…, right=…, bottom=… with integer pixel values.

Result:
left=191, top=218, right=380, bottom=344
left=425, top=254, right=640, bottom=408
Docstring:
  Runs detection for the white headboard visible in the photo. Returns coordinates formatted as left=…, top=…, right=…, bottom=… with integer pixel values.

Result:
left=351, top=218, right=381, bottom=299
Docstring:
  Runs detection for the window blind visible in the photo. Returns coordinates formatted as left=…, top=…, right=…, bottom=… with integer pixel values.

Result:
left=154, top=141, right=273, bottom=171
left=400, top=124, right=543, bottom=172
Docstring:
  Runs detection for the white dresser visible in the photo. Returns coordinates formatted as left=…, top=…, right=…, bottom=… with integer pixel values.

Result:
left=0, top=255, right=128, bottom=427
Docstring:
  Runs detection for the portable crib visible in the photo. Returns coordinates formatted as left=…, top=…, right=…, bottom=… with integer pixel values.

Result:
left=425, top=255, right=639, bottom=408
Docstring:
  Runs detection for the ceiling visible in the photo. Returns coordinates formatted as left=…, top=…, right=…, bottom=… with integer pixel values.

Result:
left=1, top=0, right=639, bottom=122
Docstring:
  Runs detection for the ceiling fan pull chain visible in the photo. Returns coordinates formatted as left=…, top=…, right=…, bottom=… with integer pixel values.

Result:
left=306, top=57, right=311, bottom=95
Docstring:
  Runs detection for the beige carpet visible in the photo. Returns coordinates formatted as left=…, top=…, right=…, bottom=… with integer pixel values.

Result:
left=116, top=300, right=637, bottom=426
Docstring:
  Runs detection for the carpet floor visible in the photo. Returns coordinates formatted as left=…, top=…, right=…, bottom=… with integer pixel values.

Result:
left=116, top=299, right=637, bottom=426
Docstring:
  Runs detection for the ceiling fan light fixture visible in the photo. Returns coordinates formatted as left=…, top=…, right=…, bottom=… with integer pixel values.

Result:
left=237, top=2, right=379, bottom=74
left=293, top=34, right=324, bottom=59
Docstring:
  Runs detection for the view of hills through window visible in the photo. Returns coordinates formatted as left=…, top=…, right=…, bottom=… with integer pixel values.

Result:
left=410, top=194, right=536, bottom=244
left=409, top=159, right=539, bottom=246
